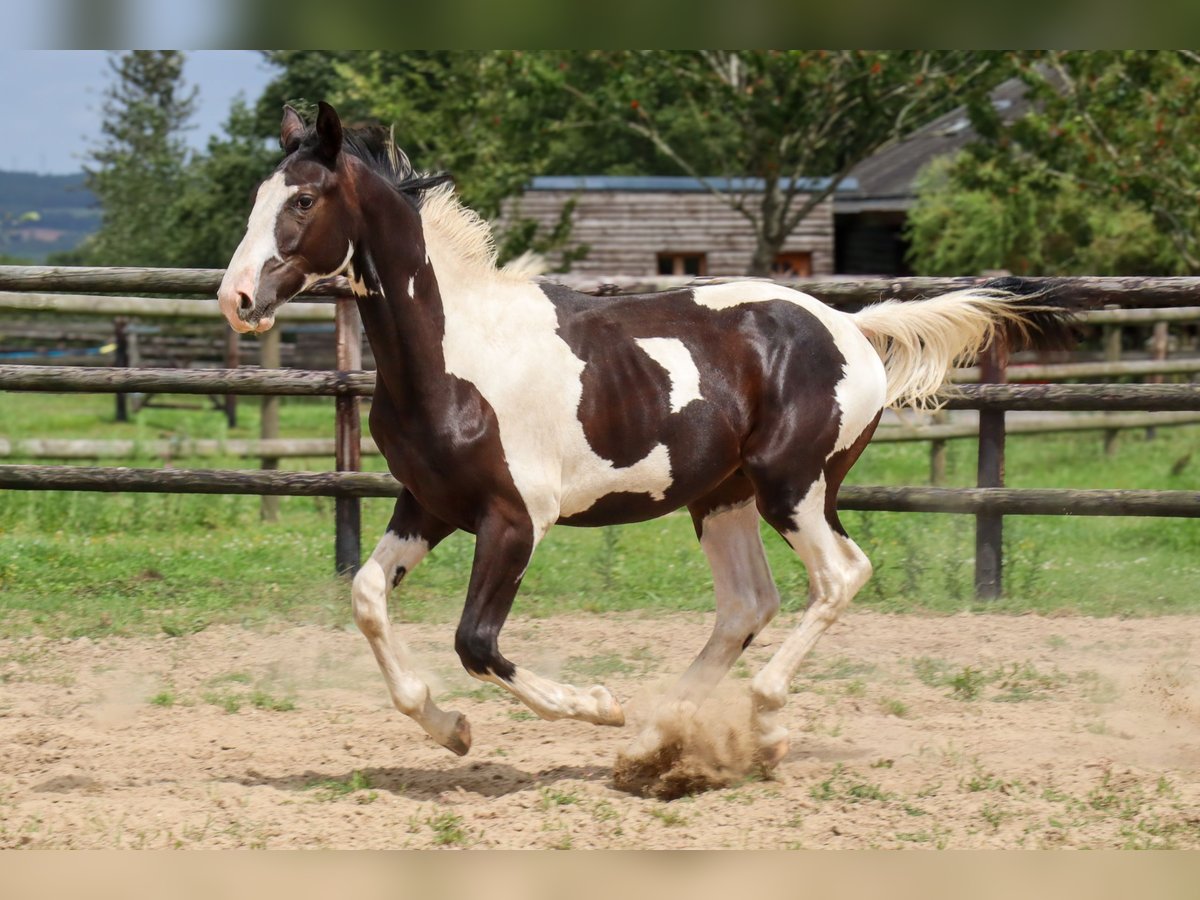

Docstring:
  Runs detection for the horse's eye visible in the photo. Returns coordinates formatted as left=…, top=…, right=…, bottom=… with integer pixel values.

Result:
left=296, top=194, right=315, bottom=210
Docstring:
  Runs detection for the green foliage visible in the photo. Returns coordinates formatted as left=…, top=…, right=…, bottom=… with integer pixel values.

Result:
left=907, top=154, right=1179, bottom=276
left=82, top=51, right=197, bottom=267
left=169, top=99, right=281, bottom=268
left=911, top=51, right=1200, bottom=275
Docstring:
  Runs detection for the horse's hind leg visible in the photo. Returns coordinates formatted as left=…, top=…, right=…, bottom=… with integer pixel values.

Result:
left=747, top=420, right=879, bottom=768
left=351, top=490, right=471, bottom=754
left=623, top=478, right=781, bottom=763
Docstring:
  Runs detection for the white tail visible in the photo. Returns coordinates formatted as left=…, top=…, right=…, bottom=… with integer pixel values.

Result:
left=853, top=289, right=1048, bottom=410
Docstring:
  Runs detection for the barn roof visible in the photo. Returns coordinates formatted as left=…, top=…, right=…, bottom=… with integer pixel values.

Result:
left=837, top=77, right=1032, bottom=214
left=527, top=175, right=861, bottom=193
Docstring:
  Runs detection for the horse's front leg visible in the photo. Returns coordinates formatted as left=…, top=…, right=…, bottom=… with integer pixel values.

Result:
left=351, top=491, right=471, bottom=755
left=456, top=510, right=625, bottom=727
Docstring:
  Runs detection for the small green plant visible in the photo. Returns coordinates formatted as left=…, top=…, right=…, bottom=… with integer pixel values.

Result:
left=306, top=770, right=373, bottom=801
left=648, top=806, right=687, bottom=827
left=538, top=787, right=580, bottom=810
left=202, top=691, right=242, bottom=714
left=949, top=666, right=987, bottom=701
left=564, top=652, right=633, bottom=681
left=149, top=690, right=176, bottom=707
left=249, top=690, right=296, bottom=712
left=429, top=811, right=469, bottom=846
left=881, top=698, right=910, bottom=718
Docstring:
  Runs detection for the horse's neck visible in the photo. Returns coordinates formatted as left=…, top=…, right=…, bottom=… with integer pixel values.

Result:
left=353, top=200, right=452, bottom=416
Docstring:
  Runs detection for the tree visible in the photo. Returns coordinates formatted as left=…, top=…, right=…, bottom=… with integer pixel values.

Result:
left=906, top=155, right=1178, bottom=276
left=170, top=98, right=280, bottom=268
left=83, top=51, right=197, bottom=266
left=947, top=51, right=1200, bottom=273
left=547, top=51, right=1005, bottom=274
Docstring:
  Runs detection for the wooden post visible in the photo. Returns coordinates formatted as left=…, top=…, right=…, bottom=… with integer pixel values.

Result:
left=975, top=335, right=1008, bottom=601
left=259, top=327, right=282, bottom=523
left=224, top=329, right=240, bottom=429
left=1103, top=312, right=1122, bottom=456
left=334, top=298, right=363, bottom=576
left=113, top=317, right=129, bottom=422
left=929, top=409, right=949, bottom=486
left=1146, top=320, right=1170, bottom=440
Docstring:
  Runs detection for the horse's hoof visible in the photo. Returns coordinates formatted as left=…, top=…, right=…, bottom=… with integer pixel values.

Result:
left=440, top=712, right=472, bottom=756
left=756, top=735, right=789, bottom=771
left=589, top=685, right=625, bottom=727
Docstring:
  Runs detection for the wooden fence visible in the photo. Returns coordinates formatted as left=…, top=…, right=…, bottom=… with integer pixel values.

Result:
left=1, top=266, right=1199, bottom=598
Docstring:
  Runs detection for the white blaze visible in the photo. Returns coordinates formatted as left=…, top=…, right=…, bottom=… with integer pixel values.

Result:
left=219, top=172, right=298, bottom=303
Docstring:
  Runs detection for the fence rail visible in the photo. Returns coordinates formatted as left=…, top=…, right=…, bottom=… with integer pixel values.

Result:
left=5, top=265, right=1200, bottom=307
left=1, top=465, right=1195, bottom=518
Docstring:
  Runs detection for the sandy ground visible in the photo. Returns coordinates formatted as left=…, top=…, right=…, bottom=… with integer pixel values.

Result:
left=2, top=611, right=1199, bottom=849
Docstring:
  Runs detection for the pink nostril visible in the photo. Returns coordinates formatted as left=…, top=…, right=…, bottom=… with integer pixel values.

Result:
left=237, top=292, right=254, bottom=314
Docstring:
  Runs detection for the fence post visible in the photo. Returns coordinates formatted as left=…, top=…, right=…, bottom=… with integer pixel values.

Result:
left=334, top=297, right=363, bottom=576
left=224, top=329, right=239, bottom=429
left=975, top=334, right=1008, bottom=600
left=1146, top=320, right=1170, bottom=440
left=1103, top=310, right=1122, bottom=456
left=929, top=409, right=949, bottom=485
left=113, top=317, right=129, bottom=422
left=259, top=327, right=282, bottom=523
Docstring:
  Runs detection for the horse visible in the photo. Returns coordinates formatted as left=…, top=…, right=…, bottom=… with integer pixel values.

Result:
left=218, top=102, right=1071, bottom=779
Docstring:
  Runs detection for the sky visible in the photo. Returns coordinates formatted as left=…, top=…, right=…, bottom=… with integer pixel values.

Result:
left=0, top=50, right=275, bottom=174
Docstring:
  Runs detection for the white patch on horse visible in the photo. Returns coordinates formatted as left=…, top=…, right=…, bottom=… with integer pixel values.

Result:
left=406, top=274, right=415, bottom=298
left=218, top=172, right=297, bottom=301
left=635, top=337, right=703, bottom=413
left=691, top=282, right=886, bottom=459
left=419, top=189, right=674, bottom=534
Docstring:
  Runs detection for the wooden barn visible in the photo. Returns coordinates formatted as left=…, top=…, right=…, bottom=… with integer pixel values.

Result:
left=502, top=176, right=853, bottom=278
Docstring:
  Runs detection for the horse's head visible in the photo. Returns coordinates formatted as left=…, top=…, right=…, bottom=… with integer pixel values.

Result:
left=218, top=102, right=359, bottom=334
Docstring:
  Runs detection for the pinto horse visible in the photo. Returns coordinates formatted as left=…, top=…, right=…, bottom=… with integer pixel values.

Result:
left=219, top=103, right=1069, bottom=772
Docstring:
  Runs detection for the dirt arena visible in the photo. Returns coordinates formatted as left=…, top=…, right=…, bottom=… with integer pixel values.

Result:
left=2, top=611, right=1198, bottom=849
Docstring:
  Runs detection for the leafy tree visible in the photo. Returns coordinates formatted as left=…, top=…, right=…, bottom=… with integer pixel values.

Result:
left=170, top=98, right=280, bottom=268
left=547, top=51, right=1005, bottom=274
left=906, top=155, right=1178, bottom=276
left=83, top=51, right=197, bottom=266
left=941, top=51, right=1200, bottom=273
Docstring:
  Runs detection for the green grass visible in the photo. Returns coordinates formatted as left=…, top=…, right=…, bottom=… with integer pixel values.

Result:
left=1, top=392, right=1198, bottom=637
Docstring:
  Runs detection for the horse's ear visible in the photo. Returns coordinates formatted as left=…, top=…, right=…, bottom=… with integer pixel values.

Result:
left=315, top=101, right=343, bottom=165
left=280, top=105, right=305, bottom=155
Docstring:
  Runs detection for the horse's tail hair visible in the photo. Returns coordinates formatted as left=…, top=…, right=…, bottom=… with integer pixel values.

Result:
left=851, top=281, right=1076, bottom=410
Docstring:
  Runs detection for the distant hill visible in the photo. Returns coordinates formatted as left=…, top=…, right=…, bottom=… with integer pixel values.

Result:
left=0, top=170, right=99, bottom=262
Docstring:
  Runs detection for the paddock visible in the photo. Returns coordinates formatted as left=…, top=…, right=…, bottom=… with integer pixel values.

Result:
left=2, top=611, right=1198, bottom=848
left=1, top=267, right=1199, bottom=846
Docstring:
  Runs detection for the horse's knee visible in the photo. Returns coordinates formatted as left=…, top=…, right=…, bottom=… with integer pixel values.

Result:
left=454, top=623, right=514, bottom=681
left=351, top=559, right=388, bottom=638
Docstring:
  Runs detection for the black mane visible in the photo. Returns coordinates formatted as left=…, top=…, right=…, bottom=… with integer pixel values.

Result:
left=295, top=121, right=453, bottom=199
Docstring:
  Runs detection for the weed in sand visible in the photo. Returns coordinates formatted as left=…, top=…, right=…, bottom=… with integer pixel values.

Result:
left=306, top=770, right=373, bottom=801
left=429, top=811, right=469, bottom=846
left=648, top=806, right=687, bottom=827
left=149, top=690, right=176, bottom=707
left=249, top=690, right=296, bottom=712
left=880, top=697, right=910, bottom=718
left=538, top=787, right=580, bottom=810
left=565, top=652, right=634, bottom=681
left=949, top=666, right=988, bottom=701
left=202, top=691, right=242, bottom=714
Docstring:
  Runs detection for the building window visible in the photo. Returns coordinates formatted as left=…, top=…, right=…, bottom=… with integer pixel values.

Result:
left=657, top=252, right=708, bottom=277
left=772, top=252, right=812, bottom=277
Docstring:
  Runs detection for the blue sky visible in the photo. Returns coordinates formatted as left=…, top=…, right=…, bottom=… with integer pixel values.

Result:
left=0, top=51, right=275, bottom=174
